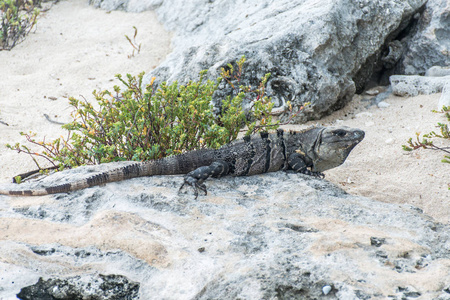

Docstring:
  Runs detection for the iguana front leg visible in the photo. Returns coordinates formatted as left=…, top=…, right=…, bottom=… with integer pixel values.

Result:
left=288, top=153, right=325, bottom=178
left=180, top=161, right=230, bottom=199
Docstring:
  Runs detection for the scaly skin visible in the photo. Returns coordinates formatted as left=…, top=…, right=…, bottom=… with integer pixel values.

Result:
left=0, top=126, right=364, bottom=197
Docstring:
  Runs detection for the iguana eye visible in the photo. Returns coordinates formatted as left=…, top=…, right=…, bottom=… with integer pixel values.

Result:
left=333, top=130, right=347, bottom=137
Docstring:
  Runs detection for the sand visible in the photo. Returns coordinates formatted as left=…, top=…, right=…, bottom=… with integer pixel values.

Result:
left=0, top=0, right=448, bottom=223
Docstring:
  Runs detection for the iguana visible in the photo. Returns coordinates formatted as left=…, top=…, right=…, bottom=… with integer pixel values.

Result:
left=0, top=126, right=364, bottom=198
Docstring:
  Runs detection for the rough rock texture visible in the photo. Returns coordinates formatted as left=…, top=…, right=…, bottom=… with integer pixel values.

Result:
left=390, top=74, right=450, bottom=96
left=398, top=0, right=450, bottom=75
left=426, top=66, right=450, bottom=77
left=17, top=274, right=139, bottom=300
left=440, top=81, right=450, bottom=108
left=90, top=0, right=426, bottom=122
left=390, top=66, right=450, bottom=107
left=0, top=163, right=449, bottom=299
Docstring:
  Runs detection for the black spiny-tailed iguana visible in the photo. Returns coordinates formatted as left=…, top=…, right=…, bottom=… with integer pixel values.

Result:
left=0, top=126, right=364, bottom=198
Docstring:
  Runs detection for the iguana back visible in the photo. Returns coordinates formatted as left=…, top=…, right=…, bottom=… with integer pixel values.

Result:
left=0, top=126, right=364, bottom=197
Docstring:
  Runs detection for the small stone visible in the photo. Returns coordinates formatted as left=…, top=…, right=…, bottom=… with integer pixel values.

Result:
left=370, top=237, right=386, bottom=247
left=365, top=121, right=375, bottom=127
left=322, top=285, right=332, bottom=295
left=385, top=138, right=394, bottom=144
left=365, top=89, right=380, bottom=96
left=443, top=285, right=450, bottom=294
left=377, top=101, right=390, bottom=108
left=397, top=286, right=421, bottom=298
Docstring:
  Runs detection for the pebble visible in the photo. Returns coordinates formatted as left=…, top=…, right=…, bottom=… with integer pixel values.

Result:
left=365, top=89, right=380, bottom=96
left=385, top=138, right=394, bottom=144
left=365, top=121, right=375, bottom=127
left=377, top=101, right=390, bottom=108
left=322, top=285, right=332, bottom=295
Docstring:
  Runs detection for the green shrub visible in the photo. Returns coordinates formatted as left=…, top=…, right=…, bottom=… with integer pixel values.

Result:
left=403, top=105, right=449, bottom=189
left=8, top=56, right=290, bottom=174
left=0, top=0, right=41, bottom=50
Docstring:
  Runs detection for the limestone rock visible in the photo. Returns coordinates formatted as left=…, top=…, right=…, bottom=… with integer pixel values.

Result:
left=390, top=74, right=450, bottom=96
left=439, top=81, right=450, bottom=108
left=90, top=0, right=425, bottom=122
left=0, top=164, right=449, bottom=299
left=426, top=66, right=450, bottom=77
left=16, top=274, right=139, bottom=300
left=399, top=0, right=450, bottom=75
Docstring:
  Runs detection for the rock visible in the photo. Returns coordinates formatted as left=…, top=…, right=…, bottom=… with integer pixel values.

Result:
left=370, top=237, right=387, bottom=247
left=426, top=66, right=450, bottom=77
left=377, top=101, right=390, bottom=108
left=90, top=0, right=425, bottom=123
left=390, top=75, right=450, bottom=96
left=438, top=81, right=450, bottom=109
left=322, top=285, right=332, bottom=295
left=385, top=138, right=395, bottom=144
left=381, top=40, right=404, bottom=69
left=0, top=165, right=449, bottom=299
left=365, top=88, right=380, bottom=96
left=16, top=274, right=139, bottom=300
left=398, top=0, right=450, bottom=76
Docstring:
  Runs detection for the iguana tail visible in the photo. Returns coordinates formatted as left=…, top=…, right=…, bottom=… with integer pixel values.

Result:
left=0, top=149, right=215, bottom=196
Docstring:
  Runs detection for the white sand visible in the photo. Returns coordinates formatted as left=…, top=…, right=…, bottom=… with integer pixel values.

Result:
left=304, top=92, right=449, bottom=224
left=0, top=1, right=448, bottom=223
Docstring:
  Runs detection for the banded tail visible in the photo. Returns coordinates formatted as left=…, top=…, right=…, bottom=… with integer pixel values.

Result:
left=0, top=149, right=215, bottom=196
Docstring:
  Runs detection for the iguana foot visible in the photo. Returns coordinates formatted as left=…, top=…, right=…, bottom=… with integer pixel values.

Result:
left=296, top=168, right=325, bottom=179
left=179, top=161, right=229, bottom=199
left=288, top=153, right=325, bottom=179
left=179, top=175, right=208, bottom=199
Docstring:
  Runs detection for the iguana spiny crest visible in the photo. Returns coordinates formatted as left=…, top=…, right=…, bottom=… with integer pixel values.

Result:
left=0, top=126, right=364, bottom=198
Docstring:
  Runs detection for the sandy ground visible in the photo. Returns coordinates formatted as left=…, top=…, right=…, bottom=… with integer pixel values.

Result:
left=0, top=0, right=170, bottom=179
left=0, top=0, right=448, bottom=224
left=303, top=92, right=449, bottom=224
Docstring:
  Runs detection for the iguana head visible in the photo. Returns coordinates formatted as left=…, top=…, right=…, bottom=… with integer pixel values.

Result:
left=312, top=126, right=365, bottom=172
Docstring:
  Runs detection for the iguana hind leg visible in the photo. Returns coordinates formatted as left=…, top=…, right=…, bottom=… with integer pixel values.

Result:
left=179, top=161, right=229, bottom=199
left=288, top=153, right=325, bottom=178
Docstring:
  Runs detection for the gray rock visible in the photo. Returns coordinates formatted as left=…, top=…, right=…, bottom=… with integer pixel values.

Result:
left=16, top=274, right=139, bottom=300
left=0, top=164, right=449, bottom=299
left=439, top=81, right=450, bottom=108
left=90, top=0, right=425, bottom=122
left=399, top=0, right=450, bottom=76
left=390, top=74, right=450, bottom=96
left=426, top=66, right=450, bottom=77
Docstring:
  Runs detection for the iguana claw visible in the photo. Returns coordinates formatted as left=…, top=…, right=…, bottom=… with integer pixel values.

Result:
left=312, top=171, right=325, bottom=179
left=179, top=161, right=229, bottom=199
left=179, top=177, right=207, bottom=199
